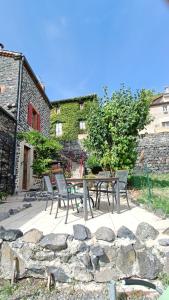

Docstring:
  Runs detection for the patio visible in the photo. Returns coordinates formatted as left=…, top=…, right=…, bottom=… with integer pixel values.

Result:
left=0, top=195, right=168, bottom=236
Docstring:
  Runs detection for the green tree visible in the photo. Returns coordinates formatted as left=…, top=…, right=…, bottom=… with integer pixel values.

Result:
left=18, top=131, right=62, bottom=175
left=85, top=86, right=152, bottom=172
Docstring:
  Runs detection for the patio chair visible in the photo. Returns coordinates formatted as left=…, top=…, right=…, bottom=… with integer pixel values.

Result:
left=113, top=170, right=130, bottom=210
left=43, top=175, right=59, bottom=215
left=54, top=172, right=93, bottom=224
left=93, top=171, right=112, bottom=209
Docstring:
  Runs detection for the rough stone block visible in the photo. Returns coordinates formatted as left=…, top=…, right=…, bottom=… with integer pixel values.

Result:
left=95, top=227, right=115, bottom=242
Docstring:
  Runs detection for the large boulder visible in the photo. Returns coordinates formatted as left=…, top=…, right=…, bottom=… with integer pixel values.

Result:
left=117, top=226, right=136, bottom=240
left=73, top=224, right=91, bottom=240
left=39, top=233, right=68, bottom=251
left=116, top=244, right=136, bottom=276
left=22, top=229, right=43, bottom=244
left=47, top=267, right=69, bottom=283
left=137, top=249, right=162, bottom=279
left=94, top=267, right=120, bottom=282
left=90, top=244, right=104, bottom=257
left=95, top=227, right=115, bottom=242
left=136, top=222, right=159, bottom=242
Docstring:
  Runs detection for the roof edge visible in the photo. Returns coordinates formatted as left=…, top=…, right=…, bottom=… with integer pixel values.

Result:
left=51, top=94, right=97, bottom=105
left=0, top=106, right=16, bottom=121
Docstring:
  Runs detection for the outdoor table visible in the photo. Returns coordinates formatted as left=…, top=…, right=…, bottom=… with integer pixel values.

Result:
left=67, top=177, right=120, bottom=221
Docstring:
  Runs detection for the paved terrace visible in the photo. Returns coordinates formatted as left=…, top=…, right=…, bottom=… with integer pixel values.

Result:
left=0, top=195, right=168, bottom=235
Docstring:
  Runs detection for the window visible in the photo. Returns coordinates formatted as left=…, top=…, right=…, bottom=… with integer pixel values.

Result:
left=79, top=120, right=86, bottom=130
left=162, top=121, right=169, bottom=128
left=79, top=102, right=84, bottom=110
left=56, top=123, right=62, bottom=136
left=163, top=105, right=168, bottom=114
left=27, top=103, right=41, bottom=131
left=56, top=106, right=61, bottom=114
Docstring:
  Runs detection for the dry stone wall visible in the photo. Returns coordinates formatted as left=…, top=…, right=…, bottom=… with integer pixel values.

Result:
left=137, top=133, right=169, bottom=173
left=0, top=223, right=169, bottom=284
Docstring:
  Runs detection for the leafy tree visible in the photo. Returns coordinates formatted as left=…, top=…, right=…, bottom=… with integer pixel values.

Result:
left=85, top=86, right=152, bottom=172
left=18, top=131, right=62, bottom=175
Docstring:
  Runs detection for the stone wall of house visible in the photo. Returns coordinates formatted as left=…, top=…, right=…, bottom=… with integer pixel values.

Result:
left=0, top=55, right=19, bottom=116
left=0, top=108, right=16, bottom=193
left=15, top=64, right=50, bottom=191
left=0, top=223, right=168, bottom=285
left=136, top=133, right=169, bottom=173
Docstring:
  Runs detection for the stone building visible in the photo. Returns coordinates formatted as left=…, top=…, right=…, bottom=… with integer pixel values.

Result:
left=51, top=95, right=97, bottom=177
left=0, top=107, right=16, bottom=193
left=142, top=87, right=169, bottom=134
left=0, top=48, right=51, bottom=193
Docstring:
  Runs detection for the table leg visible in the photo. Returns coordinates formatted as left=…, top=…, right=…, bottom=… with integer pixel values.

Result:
left=116, top=179, right=120, bottom=214
left=83, top=179, right=88, bottom=221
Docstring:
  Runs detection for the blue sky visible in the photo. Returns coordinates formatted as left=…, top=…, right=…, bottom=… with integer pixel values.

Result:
left=0, top=0, right=169, bottom=100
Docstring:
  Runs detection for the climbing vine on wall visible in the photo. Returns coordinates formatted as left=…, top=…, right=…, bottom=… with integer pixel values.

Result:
left=50, top=96, right=97, bottom=142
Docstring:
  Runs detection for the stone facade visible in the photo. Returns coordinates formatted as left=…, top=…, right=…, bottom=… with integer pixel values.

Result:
left=0, top=107, right=16, bottom=193
left=137, top=132, right=169, bottom=173
left=0, top=50, right=51, bottom=192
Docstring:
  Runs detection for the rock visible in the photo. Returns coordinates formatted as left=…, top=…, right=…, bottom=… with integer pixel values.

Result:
left=3, top=229, right=23, bottom=241
left=73, top=224, right=91, bottom=240
left=136, top=222, right=159, bottom=241
left=117, top=226, right=136, bottom=240
left=90, top=244, right=104, bottom=257
left=39, top=233, right=68, bottom=251
left=31, top=250, right=55, bottom=261
left=72, top=266, right=93, bottom=282
left=95, top=227, right=115, bottom=242
left=78, top=242, right=89, bottom=252
left=137, top=249, right=162, bottom=279
left=79, top=252, right=91, bottom=268
left=163, top=252, right=169, bottom=274
left=22, top=228, right=43, bottom=244
left=99, top=245, right=117, bottom=265
left=47, top=267, right=69, bottom=283
left=0, top=212, right=9, bottom=222
left=23, top=203, right=32, bottom=209
left=116, top=244, right=136, bottom=276
left=158, top=239, right=169, bottom=246
left=95, top=268, right=120, bottom=282
left=163, top=227, right=169, bottom=235
left=91, top=255, right=99, bottom=271
left=0, top=226, right=6, bottom=239
left=0, top=238, right=3, bottom=246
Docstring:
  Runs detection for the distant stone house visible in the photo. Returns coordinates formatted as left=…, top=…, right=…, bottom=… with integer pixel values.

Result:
left=141, top=87, right=169, bottom=134
left=51, top=95, right=97, bottom=177
left=0, top=48, right=51, bottom=193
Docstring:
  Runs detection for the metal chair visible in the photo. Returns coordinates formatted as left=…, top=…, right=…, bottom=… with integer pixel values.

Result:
left=113, top=170, right=130, bottom=209
left=94, top=171, right=112, bottom=209
left=43, top=175, right=59, bottom=215
left=54, top=172, right=93, bottom=224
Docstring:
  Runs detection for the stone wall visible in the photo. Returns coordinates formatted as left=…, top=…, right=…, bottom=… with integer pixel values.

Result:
left=0, top=108, right=16, bottom=193
left=15, top=64, right=50, bottom=191
left=137, top=132, right=169, bottom=173
left=0, top=55, right=19, bottom=117
left=0, top=223, right=168, bottom=284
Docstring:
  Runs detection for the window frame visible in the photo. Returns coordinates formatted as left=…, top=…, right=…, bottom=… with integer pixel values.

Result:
left=56, top=122, right=63, bottom=137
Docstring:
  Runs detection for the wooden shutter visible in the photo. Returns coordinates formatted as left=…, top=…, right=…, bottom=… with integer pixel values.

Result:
left=27, top=103, right=32, bottom=126
left=37, top=113, right=41, bottom=131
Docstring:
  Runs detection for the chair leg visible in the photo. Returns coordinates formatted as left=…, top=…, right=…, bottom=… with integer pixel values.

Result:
left=65, top=198, right=69, bottom=224
left=74, top=198, right=79, bottom=213
left=97, top=192, right=101, bottom=209
left=95, top=189, right=98, bottom=207
left=126, top=191, right=130, bottom=209
left=107, top=191, right=110, bottom=206
left=71, top=199, right=74, bottom=211
left=88, top=197, right=94, bottom=218
left=49, top=196, right=54, bottom=215
left=55, top=199, right=59, bottom=219
left=45, top=196, right=49, bottom=211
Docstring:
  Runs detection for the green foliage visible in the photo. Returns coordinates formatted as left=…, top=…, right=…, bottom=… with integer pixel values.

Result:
left=0, top=282, right=18, bottom=299
left=86, top=154, right=102, bottom=173
left=0, top=192, right=8, bottom=202
left=50, top=98, right=96, bottom=141
left=18, top=131, right=62, bottom=176
left=85, top=86, right=152, bottom=171
left=159, top=273, right=169, bottom=288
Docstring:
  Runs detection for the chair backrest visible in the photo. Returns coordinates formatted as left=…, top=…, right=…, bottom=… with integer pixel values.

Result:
left=115, top=170, right=128, bottom=190
left=43, top=175, right=53, bottom=193
left=54, top=173, right=68, bottom=195
left=97, top=171, right=111, bottom=188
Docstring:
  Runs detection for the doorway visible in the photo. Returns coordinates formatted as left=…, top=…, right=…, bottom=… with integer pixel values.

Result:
left=22, top=146, right=30, bottom=190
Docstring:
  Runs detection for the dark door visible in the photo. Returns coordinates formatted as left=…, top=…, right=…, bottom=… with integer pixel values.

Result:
left=22, top=146, right=29, bottom=190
